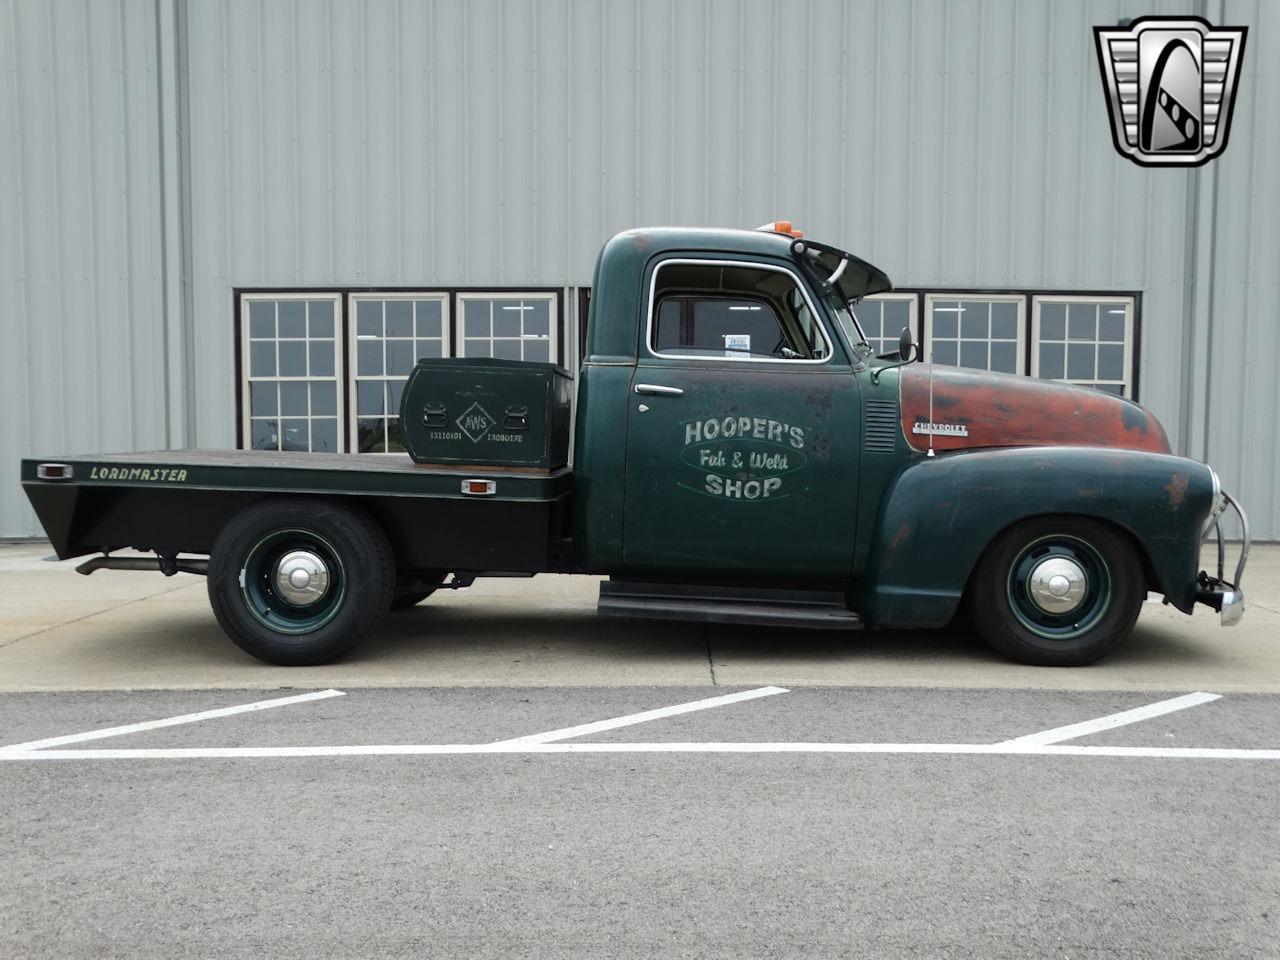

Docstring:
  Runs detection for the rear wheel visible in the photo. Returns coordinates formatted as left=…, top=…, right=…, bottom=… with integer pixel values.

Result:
left=967, top=516, right=1144, bottom=666
left=207, top=498, right=394, bottom=665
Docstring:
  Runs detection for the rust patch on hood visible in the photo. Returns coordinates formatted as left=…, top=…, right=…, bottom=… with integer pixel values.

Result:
left=899, top=366, right=1171, bottom=454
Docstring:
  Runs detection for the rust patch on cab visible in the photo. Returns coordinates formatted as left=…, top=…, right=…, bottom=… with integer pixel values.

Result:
left=899, top=366, right=1171, bottom=455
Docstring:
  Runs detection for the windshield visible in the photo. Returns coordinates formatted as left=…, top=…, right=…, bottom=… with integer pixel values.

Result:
left=790, top=239, right=893, bottom=354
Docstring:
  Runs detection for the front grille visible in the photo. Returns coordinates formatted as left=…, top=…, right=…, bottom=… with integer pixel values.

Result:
left=864, top=398, right=899, bottom=453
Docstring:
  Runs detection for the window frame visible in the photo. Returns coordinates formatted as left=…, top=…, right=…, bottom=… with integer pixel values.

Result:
left=644, top=258, right=835, bottom=365
left=456, top=291, right=560, bottom=364
left=923, top=292, right=1028, bottom=375
left=1030, top=294, right=1137, bottom=398
left=346, top=292, right=452, bottom=456
left=852, top=292, right=919, bottom=358
left=238, top=291, right=345, bottom=454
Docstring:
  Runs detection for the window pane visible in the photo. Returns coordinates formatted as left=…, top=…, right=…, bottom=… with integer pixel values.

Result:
left=280, top=381, right=308, bottom=417
left=356, top=418, right=385, bottom=453
left=1097, top=343, right=1125, bottom=381
left=465, top=301, right=492, bottom=337
left=990, top=341, right=1017, bottom=373
left=386, top=300, right=413, bottom=338
left=279, top=341, right=307, bottom=376
left=525, top=300, right=550, bottom=336
left=960, top=303, right=989, bottom=339
left=309, top=341, right=335, bottom=377
left=278, top=301, right=306, bottom=338
left=386, top=339, right=415, bottom=376
left=308, top=300, right=334, bottom=338
left=415, top=301, right=442, bottom=337
left=933, top=341, right=958, bottom=366
left=1067, top=342, right=1095, bottom=379
left=492, top=339, right=522, bottom=360
left=932, top=304, right=959, bottom=339
left=1098, top=309, right=1126, bottom=342
left=493, top=305, right=522, bottom=339
left=249, top=301, right=275, bottom=338
left=281, top=419, right=309, bottom=451
left=250, top=382, right=277, bottom=417
left=385, top=417, right=405, bottom=454
left=1041, top=303, right=1066, bottom=340
left=883, top=300, right=910, bottom=334
left=991, top=302, right=1018, bottom=340
left=312, top=418, right=338, bottom=453
left=387, top=379, right=406, bottom=416
left=251, top=419, right=279, bottom=450
left=310, top=381, right=336, bottom=417
left=524, top=339, right=550, bottom=362
left=357, top=379, right=385, bottom=416
left=250, top=341, right=276, bottom=377
left=357, top=300, right=382, bottom=337
left=959, top=341, right=988, bottom=370
left=1095, top=383, right=1124, bottom=396
left=415, top=338, right=443, bottom=359
left=465, top=338, right=489, bottom=356
left=357, top=339, right=383, bottom=376
left=1040, top=343, right=1065, bottom=379
left=1068, top=304, right=1097, bottom=341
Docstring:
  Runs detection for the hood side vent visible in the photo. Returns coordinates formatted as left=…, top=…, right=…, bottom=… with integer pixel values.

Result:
left=865, top=398, right=899, bottom=453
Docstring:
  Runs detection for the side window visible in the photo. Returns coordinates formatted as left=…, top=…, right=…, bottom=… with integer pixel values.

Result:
left=649, top=262, right=829, bottom=361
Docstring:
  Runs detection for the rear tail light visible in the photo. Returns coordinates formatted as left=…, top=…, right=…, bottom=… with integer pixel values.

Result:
left=36, top=463, right=73, bottom=481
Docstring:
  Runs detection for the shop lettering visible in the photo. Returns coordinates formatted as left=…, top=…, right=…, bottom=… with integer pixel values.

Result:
left=702, top=475, right=784, bottom=500
left=684, top=416, right=805, bottom=450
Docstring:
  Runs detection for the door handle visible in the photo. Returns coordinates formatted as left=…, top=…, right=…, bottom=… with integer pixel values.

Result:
left=634, top=384, right=684, bottom=397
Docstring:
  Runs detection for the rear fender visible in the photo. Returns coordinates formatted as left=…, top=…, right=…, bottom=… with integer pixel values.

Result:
left=855, top=447, right=1216, bottom=627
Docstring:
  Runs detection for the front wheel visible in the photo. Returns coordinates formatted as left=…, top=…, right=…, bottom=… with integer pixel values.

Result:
left=967, top=517, right=1145, bottom=667
left=207, top=499, right=394, bottom=665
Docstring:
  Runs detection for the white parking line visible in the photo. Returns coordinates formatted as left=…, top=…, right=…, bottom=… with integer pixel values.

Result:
left=998, top=691, right=1222, bottom=747
left=0, top=689, right=346, bottom=753
left=492, top=686, right=790, bottom=745
left=0, top=742, right=1276, bottom=761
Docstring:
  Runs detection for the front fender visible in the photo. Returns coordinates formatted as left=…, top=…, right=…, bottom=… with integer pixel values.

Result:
left=856, top=446, right=1216, bottom=628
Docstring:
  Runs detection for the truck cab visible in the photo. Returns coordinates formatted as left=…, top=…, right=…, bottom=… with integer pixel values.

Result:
left=20, top=224, right=1249, bottom=668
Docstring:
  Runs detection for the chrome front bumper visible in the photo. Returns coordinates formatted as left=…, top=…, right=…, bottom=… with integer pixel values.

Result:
left=1196, top=487, right=1249, bottom=626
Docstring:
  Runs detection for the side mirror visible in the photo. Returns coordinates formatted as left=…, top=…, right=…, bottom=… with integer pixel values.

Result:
left=898, top=326, right=916, bottom=362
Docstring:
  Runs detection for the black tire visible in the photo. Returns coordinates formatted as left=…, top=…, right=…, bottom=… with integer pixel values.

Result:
left=207, top=498, right=394, bottom=666
left=966, top=516, right=1145, bottom=667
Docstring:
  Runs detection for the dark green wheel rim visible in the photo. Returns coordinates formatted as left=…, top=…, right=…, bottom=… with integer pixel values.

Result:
left=1005, top=534, right=1112, bottom=640
left=240, top=529, right=346, bottom=635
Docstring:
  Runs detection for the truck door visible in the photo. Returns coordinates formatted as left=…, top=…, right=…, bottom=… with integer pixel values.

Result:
left=621, top=257, right=861, bottom=581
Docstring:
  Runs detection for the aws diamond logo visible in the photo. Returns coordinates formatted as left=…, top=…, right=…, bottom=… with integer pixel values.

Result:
left=456, top=402, right=495, bottom=443
left=1094, top=16, right=1247, bottom=168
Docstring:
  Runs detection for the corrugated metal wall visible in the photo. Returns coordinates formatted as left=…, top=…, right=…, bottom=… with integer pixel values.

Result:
left=2, top=0, right=1277, bottom=537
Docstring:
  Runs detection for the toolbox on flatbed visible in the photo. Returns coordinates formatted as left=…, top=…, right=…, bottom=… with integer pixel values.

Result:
left=400, top=357, right=572, bottom=469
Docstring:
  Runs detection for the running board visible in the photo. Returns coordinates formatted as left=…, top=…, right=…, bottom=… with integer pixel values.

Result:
left=598, top=580, right=864, bottom=630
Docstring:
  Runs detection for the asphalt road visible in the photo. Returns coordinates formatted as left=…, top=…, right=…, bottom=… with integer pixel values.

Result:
left=2, top=686, right=1277, bottom=959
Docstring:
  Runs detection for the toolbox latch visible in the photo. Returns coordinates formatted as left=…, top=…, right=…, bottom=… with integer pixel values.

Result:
left=503, top=405, right=529, bottom=431
left=423, top=402, right=448, bottom=427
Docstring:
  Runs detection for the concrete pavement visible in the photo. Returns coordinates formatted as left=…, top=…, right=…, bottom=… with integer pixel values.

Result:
left=0, top=540, right=1275, bottom=692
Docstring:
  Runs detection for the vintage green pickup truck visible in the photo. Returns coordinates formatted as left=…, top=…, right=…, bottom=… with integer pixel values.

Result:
left=21, top=224, right=1248, bottom=667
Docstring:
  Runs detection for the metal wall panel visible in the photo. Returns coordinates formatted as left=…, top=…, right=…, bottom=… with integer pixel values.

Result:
left=3, top=0, right=1278, bottom=537
left=0, top=0, right=169, bottom=537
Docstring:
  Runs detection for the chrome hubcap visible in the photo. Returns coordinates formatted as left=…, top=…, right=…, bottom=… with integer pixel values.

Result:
left=274, top=550, right=330, bottom=606
left=1027, top=557, right=1087, bottom=614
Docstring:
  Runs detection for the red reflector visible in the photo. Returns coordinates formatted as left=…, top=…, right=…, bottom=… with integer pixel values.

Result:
left=37, top=463, right=72, bottom=480
left=461, top=479, right=496, bottom=496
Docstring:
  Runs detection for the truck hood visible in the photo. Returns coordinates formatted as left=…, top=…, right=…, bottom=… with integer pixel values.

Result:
left=898, top=365, right=1171, bottom=454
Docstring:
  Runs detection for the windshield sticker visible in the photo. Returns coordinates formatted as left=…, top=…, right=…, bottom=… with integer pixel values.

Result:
left=680, top=416, right=807, bottom=501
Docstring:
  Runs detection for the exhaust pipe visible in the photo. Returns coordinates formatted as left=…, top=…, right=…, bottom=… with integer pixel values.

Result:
left=76, top=555, right=209, bottom=577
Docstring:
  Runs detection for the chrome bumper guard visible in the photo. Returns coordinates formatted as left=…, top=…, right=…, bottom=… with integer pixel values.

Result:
left=1196, top=490, right=1249, bottom=626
